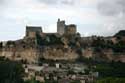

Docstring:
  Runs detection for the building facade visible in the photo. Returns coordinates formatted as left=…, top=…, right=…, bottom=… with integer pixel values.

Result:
left=26, top=26, right=43, bottom=38
left=65, top=24, right=77, bottom=35
left=57, top=18, right=77, bottom=35
left=57, top=19, right=66, bottom=35
left=25, top=19, right=77, bottom=38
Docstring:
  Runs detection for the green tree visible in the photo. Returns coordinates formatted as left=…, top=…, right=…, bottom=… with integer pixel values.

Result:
left=0, top=58, right=24, bottom=83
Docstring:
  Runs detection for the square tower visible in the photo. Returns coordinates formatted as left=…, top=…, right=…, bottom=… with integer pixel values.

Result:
left=57, top=19, right=66, bottom=35
left=65, top=24, right=77, bottom=35
left=26, top=26, right=42, bottom=38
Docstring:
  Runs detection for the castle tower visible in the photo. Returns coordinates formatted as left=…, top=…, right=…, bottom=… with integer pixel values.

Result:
left=26, top=26, right=42, bottom=38
left=65, top=24, right=77, bottom=35
left=57, top=18, right=66, bottom=35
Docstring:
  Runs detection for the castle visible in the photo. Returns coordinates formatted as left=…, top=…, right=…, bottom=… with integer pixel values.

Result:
left=1, top=19, right=125, bottom=63
left=26, top=26, right=42, bottom=38
left=57, top=18, right=77, bottom=35
left=25, top=18, right=77, bottom=38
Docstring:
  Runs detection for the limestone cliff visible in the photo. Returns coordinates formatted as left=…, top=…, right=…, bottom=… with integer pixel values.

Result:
left=42, top=47, right=78, bottom=60
left=0, top=38, right=79, bottom=63
left=0, top=48, right=39, bottom=64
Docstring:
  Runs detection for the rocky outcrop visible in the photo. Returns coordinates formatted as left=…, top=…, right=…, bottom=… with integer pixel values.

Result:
left=82, top=48, right=93, bottom=58
left=0, top=38, right=80, bottom=63
left=42, top=47, right=78, bottom=60
left=0, top=48, right=39, bottom=64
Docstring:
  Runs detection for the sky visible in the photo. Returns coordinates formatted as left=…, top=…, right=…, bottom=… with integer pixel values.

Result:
left=0, top=0, right=125, bottom=41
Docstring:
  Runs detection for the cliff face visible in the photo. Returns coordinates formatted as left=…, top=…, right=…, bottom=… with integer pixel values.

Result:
left=0, top=48, right=39, bottom=64
left=1, top=30, right=125, bottom=63
left=0, top=47, right=79, bottom=63
left=42, top=47, right=78, bottom=60
left=0, top=37, right=79, bottom=63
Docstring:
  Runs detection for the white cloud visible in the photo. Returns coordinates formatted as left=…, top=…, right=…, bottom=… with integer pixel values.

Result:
left=44, top=23, right=57, bottom=33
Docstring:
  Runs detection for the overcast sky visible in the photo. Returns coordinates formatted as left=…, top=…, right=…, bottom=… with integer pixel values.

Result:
left=0, top=0, right=125, bottom=41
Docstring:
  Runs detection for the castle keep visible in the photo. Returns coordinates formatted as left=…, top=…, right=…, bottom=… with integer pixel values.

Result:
left=65, top=24, right=77, bottom=35
left=26, top=26, right=43, bottom=38
left=57, top=19, right=66, bottom=35
left=26, top=19, right=77, bottom=38
left=57, top=18, right=77, bottom=35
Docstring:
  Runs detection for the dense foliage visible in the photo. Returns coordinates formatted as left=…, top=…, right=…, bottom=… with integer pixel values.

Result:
left=94, top=61, right=125, bottom=78
left=0, top=57, right=24, bottom=83
left=91, top=36, right=125, bottom=53
left=112, top=40, right=125, bottom=52
left=24, top=77, right=41, bottom=83
left=36, top=34, right=63, bottom=46
left=115, top=30, right=125, bottom=37
left=95, top=77, right=125, bottom=83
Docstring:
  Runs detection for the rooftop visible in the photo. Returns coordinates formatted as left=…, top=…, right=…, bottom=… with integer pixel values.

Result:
left=67, top=24, right=76, bottom=27
left=26, top=26, right=42, bottom=32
